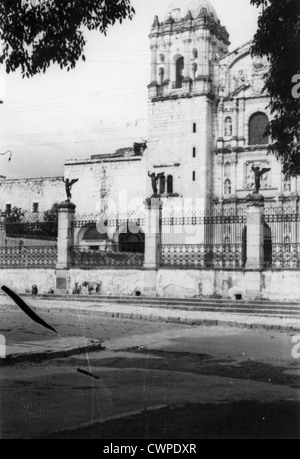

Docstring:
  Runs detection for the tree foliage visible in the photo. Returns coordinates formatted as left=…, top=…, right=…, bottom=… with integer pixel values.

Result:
left=4, top=206, right=25, bottom=223
left=4, top=207, right=25, bottom=223
left=251, top=0, right=300, bottom=177
left=43, top=202, right=59, bottom=222
left=0, top=0, right=135, bottom=77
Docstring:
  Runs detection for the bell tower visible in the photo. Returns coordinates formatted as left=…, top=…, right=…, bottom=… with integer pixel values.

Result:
left=146, top=0, right=230, bottom=212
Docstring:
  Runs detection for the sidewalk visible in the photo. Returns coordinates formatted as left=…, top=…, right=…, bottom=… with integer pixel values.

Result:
left=0, top=336, right=103, bottom=366
left=27, top=298, right=300, bottom=334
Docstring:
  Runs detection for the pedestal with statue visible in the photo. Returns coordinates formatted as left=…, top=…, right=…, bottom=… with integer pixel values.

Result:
left=143, top=172, right=164, bottom=297
left=55, top=178, right=78, bottom=294
left=245, top=165, right=270, bottom=299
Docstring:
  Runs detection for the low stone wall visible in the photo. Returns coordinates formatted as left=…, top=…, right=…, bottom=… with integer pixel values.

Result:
left=0, top=269, right=56, bottom=294
left=156, top=269, right=244, bottom=299
left=0, top=267, right=300, bottom=301
left=157, top=269, right=300, bottom=301
left=68, top=269, right=144, bottom=296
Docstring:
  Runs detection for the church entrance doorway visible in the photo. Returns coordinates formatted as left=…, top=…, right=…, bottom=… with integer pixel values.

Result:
left=119, top=226, right=145, bottom=254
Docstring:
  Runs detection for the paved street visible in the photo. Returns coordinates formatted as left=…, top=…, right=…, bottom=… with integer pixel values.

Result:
left=0, top=299, right=300, bottom=439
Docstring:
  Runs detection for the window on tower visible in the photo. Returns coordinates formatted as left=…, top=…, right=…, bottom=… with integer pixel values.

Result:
left=32, top=202, right=39, bottom=213
left=167, top=175, right=173, bottom=194
left=159, top=175, right=166, bottom=194
left=175, top=56, right=184, bottom=89
left=192, top=63, right=198, bottom=80
left=159, top=67, right=164, bottom=86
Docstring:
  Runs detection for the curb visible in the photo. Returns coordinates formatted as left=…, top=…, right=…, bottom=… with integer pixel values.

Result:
left=0, top=340, right=104, bottom=367
left=31, top=305, right=300, bottom=335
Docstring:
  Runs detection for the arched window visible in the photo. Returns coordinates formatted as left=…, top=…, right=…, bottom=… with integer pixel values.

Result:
left=167, top=175, right=173, bottom=194
left=192, top=48, right=198, bottom=59
left=249, top=112, right=269, bottom=146
left=83, top=227, right=108, bottom=241
left=160, top=175, right=166, bottom=194
left=175, top=56, right=184, bottom=89
left=159, top=67, right=164, bottom=85
left=159, top=54, right=165, bottom=63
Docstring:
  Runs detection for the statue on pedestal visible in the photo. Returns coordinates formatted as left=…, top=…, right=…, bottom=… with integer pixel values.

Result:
left=252, top=165, right=271, bottom=194
left=148, top=171, right=165, bottom=196
left=63, top=178, right=79, bottom=201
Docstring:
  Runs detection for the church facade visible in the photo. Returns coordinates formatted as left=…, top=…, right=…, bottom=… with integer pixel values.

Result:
left=0, top=0, right=297, bottom=230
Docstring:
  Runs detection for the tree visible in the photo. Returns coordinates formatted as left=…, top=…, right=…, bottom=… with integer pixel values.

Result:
left=251, top=0, right=300, bottom=177
left=0, top=0, right=135, bottom=77
left=4, top=206, right=25, bottom=223
left=43, top=202, right=59, bottom=222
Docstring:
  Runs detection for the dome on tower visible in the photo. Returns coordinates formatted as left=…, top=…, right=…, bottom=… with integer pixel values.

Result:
left=164, top=0, right=219, bottom=22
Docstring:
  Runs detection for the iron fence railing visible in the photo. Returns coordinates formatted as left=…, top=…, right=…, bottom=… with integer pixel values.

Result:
left=161, top=244, right=244, bottom=269
left=71, top=246, right=144, bottom=268
left=0, top=246, right=57, bottom=268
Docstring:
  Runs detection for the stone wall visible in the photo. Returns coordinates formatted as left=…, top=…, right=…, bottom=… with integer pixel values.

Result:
left=65, top=156, right=146, bottom=216
left=0, top=177, right=65, bottom=216
left=0, top=269, right=56, bottom=294
left=68, top=269, right=144, bottom=296
left=157, top=269, right=300, bottom=302
left=1, top=267, right=300, bottom=302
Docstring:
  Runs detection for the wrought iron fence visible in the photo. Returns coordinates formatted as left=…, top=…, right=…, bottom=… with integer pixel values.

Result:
left=161, top=244, right=244, bottom=269
left=73, top=212, right=146, bottom=228
left=0, top=246, right=57, bottom=268
left=161, top=209, right=246, bottom=268
left=271, top=243, right=300, bottom=269
left=263, top=207, right=300, bottom=268
left=71, top=246, right=144, bottom=268
left=161, top=209, right=246, bottom=246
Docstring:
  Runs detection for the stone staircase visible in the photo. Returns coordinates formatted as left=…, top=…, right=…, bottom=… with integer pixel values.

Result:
left=33, top=294, right=300, bottom=320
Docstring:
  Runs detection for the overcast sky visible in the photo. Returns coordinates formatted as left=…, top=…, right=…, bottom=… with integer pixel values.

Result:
left=0, top=0, right=259, bottom=179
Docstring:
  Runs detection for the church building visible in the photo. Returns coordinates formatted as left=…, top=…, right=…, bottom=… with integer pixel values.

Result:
left=0, top=0, right=297, bottom=233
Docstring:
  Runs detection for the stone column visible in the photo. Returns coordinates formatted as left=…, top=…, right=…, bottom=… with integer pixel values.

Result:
left=183, top=39, right=192, bottom=80
left=230, top=153, right=237, bottom=195
left=0, top=221, right=6, bottom=246
left=217, top=155, right=224, bottom=197
left=143, top=197, right=163, bottom=297
left=238, top=97, right=246, bottom=147
left=246, top=195, right=265, bottom=269
left=203, top=35, right=210, bottom=77
left=231, top=98, right=239, bottom=149
left=150, top=45, right=158, bottom=85
left=217, top=100, right=224, bottom=149
left=56, top=200, right=76, bottom=294
left=245, top=194, right=265, bottom=299
left=164, top=44, right=171, bottom=84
